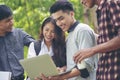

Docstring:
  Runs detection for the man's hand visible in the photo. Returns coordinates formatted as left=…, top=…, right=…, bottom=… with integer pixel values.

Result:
left=73, top=48, right=95, bottom=63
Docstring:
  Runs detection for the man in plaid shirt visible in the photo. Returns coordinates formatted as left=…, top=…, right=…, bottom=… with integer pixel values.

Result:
left=74, top=0, right=120, bottom=80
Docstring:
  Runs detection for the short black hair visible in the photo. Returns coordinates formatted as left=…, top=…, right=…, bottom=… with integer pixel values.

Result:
left=49, top=0, right=74, bottom=14
left=0, top=5, right=13, bottom=21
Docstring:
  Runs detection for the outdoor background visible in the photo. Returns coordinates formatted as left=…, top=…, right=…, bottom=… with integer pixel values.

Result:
left=0, top=0, right=98, bottom=58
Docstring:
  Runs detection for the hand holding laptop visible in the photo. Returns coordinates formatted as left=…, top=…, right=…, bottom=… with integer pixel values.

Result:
left=35, top=73, right=63, bottom=80
left=20, top=54, right=59, bottom=80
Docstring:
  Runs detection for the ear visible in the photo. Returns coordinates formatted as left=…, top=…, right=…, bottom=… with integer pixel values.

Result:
left=70, top=11, right=74, bottom=17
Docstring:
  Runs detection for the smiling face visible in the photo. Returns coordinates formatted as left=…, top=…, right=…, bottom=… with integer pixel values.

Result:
left=43, top=22, right=55, bottom=43
left=51, top=10, right=75, bottom=32
left=80, top=0, right=96, bottom=8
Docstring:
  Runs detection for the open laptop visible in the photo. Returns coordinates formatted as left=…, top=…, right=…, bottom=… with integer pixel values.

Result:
left=20, top=54, right=59, bottom=80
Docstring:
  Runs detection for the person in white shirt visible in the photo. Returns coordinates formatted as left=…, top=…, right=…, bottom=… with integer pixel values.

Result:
left=27, top=17, right=66, bottom=80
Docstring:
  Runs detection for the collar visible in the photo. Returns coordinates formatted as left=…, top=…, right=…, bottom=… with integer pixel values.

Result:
left=68, top=21, right=79, bottom=33
left=41, top=39, right=45, bottom=47
left=41, top=39, right=52, bottom=48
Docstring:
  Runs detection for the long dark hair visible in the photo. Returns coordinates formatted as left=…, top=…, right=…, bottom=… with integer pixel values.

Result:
left=39, top=17, right=66, bottom=67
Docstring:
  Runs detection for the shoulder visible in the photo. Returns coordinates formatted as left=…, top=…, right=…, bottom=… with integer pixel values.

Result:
left=13, top=28, right=31, bottom=37
left=34, top=40, right=42, bottom=49
left=11, top=28, right=22, bottom=36
left=74, top=23, right=96, bottom=39
left=30, top=42, right=34, bottom=46
left=30, top=41, right=35, bottom=45
left=34, top=40, right=42, bottom=45
left=75, top=23, right=93, bottom=32
left=78, top=23, right=90, bottom=28
left=13, top=28, right=23, bottom=32
left=12, top=28, right=24, bottom=34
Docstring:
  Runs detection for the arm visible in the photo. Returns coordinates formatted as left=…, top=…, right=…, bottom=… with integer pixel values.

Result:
left=59, top=68, right=80, bottom=79
left=39, top=68, right=80, bottom=80
left=94, top=0, right=120, bottom=53
left=75, top=26, right=97, bottom=75
left=19, top=29, right=35, bottom=46
left=40, top=67, right=88, bottom=80
left=74, top=36, right=120, bottom=63
left=93, top=36, right=120, bottom=53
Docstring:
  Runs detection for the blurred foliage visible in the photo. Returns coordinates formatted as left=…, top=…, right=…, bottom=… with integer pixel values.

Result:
left=0, top=0, right=84, bottom=39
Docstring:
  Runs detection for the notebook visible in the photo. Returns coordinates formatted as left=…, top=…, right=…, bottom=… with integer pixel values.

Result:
left=20, top=54, right=59, bottom=80
left=0, top=71, right=11, bottom=80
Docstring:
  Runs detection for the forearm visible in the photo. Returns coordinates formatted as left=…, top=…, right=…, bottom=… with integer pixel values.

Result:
left=60, top=68, right=80, bottom=79
left=92, top=36, right=120, bottom=53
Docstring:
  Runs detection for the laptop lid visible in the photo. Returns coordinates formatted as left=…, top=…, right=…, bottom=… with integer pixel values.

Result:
left=20, top=54, right=59, bottom=80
